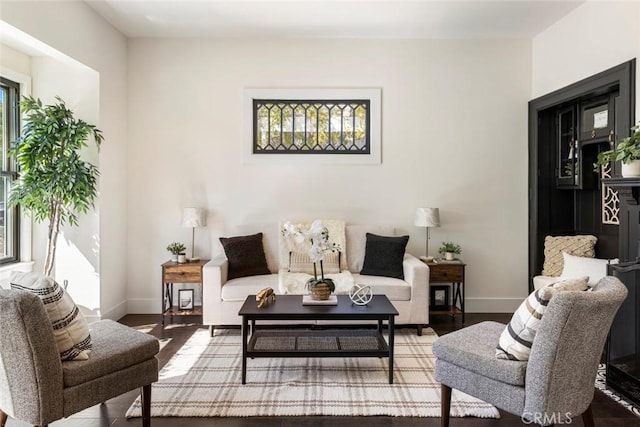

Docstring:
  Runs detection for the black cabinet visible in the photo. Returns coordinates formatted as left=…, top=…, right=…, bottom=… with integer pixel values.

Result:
left=580, top=95, right=615, bottom=142
left=556, top=106, right=579, bottom=188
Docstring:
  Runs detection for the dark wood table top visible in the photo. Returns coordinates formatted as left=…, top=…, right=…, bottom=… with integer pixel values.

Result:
left=238, top=294, right=398, bottom=320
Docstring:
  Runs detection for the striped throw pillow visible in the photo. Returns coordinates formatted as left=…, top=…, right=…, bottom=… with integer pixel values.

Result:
left=10, top=272, right=92, bottom=361
left=495, top=276, right=589, bottom=361
left=289, top=251, right=341, bottom=275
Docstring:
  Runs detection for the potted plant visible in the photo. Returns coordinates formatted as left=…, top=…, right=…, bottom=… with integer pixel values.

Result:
left=166, top=242, right=187, bottom=263
left=9, top=96, right=103, bottom=276
left=597, top=123, right=640, bottom=177
left=438, top=241, right=462, bottom=261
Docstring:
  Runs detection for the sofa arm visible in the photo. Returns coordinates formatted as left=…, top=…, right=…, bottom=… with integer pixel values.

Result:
left=203, top=255, right=228, bottom=325
left=403, top=253, right=430, bottom=325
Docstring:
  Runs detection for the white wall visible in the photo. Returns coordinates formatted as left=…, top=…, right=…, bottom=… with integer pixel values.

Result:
left=0, top=1, right=128, bottom=320
left=532, top=1, right=640, bottom=121
left=128, top=38, right=532, bottom=313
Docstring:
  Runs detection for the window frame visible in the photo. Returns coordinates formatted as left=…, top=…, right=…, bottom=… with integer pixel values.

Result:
left=0, top=76, right=20, bottom=265
left=243, top=88, right=381, bottom=165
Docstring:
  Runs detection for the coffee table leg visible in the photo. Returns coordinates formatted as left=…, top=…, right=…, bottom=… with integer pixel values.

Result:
left=388, top=315, right=395, bottom=384
left=241, top=316, right=248, bottom=384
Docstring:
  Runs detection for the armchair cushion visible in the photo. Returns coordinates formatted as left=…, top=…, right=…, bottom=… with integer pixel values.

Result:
left=560, top=252, right=618, bottom=285
left=61, top=320, right=159, bottom=387
left=360, top=233, right=409, bottom=279
left=541, top=235, right=597, bottom=276
left=10, top=272, right=92, bottom=361
left=434, top=321, right=527, bottom=386
left=496, top=276, right=589, bottom=361
left=219, top=232, right=271, bottom=280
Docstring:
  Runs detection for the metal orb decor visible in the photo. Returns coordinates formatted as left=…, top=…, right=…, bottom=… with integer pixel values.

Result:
left=349, top=284, right=373, bottom=306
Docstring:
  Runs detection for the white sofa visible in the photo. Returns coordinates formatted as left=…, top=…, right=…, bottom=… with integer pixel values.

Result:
left=203, top=223, right=430, bottom=335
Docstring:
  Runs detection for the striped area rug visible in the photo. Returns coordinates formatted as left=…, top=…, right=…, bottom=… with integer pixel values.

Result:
left=126, top=328, right=500, bottom=418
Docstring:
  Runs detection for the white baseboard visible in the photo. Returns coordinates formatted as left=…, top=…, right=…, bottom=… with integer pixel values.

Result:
left=465, top=297, right=522, bottom=313
left=101, top=299, right=128, bottom=321
left=127, top=298, right=160, bottom=314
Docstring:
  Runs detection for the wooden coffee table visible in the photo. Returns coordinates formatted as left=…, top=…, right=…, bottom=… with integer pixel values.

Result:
left=238, top=294, right=399, bottom=384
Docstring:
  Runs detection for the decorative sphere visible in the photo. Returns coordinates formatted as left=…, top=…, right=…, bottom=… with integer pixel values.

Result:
left=349, top=284, right=373, bottom=306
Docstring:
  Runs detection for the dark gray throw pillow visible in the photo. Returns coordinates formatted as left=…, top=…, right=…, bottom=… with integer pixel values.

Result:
left=219, top=232, right=271, bottom=280
left=360, top=233, right=409, bottom=279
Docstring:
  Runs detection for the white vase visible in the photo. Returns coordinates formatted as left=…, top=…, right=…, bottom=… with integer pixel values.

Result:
left=445, top=252, right=455, bottom=261
left=170, top=254, right=178, bottom=262
left=177, top=254, right=187, bottom=263
left=621, top=160, right=640, bottom=177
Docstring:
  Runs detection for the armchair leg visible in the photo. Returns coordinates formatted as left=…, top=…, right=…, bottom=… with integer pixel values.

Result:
left=441, top=384, right=451, bottom=427
left=0, top=409, right=7, bottom=427
left=142, top=384, right=152, bottom=427
left=582, top=403, right=594, bottom=427
left=417, top=325, right=423, bottom=336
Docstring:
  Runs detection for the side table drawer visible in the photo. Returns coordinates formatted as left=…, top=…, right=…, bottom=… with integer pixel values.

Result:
left=430, top=265, right=463, bottom=282
left=164, top=264, right=202, bottom=283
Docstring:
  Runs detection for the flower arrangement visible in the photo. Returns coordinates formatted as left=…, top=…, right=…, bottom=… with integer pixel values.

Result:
left=282, top=220, right=341, bottom=296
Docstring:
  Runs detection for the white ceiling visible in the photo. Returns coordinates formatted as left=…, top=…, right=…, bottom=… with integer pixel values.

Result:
left=85, top=0, right=585, bottom=39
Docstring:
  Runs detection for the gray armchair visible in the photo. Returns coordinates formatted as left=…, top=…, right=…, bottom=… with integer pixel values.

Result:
left=0, top=289, right=159, bottom=427
left=433, top=276, right=627, bottom=427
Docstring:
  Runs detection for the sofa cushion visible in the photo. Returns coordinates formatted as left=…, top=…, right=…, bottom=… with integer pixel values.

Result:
left=10, top=272, right=92, bottom=361
left=220, top=233, right=271, bottom=280
left=351, top=273, right=411, bottom=301
left=360, top=233, right=409, bottom=279
left=289, top=251, right=341, bottom=275
left=346, top=225, right=395, bottom=273
left=221, top=274, right=280, bottom=302
left=496, top=276, right=589, bottom=361
left=560, top=252, right=618, bottom=286
left=541, top=235, right=597, bottom=276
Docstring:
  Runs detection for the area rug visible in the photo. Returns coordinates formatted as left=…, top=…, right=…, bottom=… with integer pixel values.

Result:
left=126, top=328, right=500, bottom=418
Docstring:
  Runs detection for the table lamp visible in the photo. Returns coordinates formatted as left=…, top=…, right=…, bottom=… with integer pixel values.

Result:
left=181, top=207, right=207, bottom=262
left=414, top=207, right=440, bottom=262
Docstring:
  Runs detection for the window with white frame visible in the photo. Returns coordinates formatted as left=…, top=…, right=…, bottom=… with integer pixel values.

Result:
left=243, top=88, right=381, bottom=165
left=0, top=77, right=20, bottom=264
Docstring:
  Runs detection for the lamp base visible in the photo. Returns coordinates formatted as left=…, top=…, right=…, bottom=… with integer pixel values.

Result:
left=420, top=255, right=434, bottom=262
left=188, top=257, right=200, bottom=262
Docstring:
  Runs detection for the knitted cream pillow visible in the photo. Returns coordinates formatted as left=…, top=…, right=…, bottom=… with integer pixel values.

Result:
left=541, top=235, right=597, bottom=277
left=289, top=251, right=341, bottom=275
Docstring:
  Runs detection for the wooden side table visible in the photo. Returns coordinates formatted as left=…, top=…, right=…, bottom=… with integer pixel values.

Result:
left=423, top=260, right=466, bottom=324
left=161, top=259, right=209, bottom=325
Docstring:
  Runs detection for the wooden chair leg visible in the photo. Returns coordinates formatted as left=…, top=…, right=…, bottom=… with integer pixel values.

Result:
left=417, top=325, right=423, bottom=336
left=142, top=384, right=152, bottom=427
left=582, top=403, right=594, bottom=427
left=0, top=409, right=7, bottom=427
left=441, top=384, right=452, bottom=427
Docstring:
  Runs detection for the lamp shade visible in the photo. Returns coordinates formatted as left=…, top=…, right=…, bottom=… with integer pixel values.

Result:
left=414, top=207, right=440, bottom=228
left=181, top=207, right=207, bottom=228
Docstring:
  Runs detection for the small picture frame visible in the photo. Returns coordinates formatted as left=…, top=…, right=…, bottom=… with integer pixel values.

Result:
left=430, top=285, right=450, bottom=310
left=178, top=289, right=194, bottom=310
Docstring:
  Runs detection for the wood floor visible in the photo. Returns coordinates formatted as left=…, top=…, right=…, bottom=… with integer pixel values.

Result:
left=5, top=313, right=640, bottom=426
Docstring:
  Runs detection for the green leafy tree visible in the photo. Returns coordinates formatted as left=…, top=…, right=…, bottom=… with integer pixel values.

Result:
left=9, top=96, right=103, bottom=276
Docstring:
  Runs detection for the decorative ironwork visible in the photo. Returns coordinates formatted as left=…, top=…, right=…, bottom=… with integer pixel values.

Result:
left=253, top=99, right=370, bottom=154
left=602, top=163, right=619, bottom=225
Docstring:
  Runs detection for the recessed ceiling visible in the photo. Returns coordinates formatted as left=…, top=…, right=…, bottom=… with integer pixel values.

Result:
left=85, top=0, right=584, bottom=39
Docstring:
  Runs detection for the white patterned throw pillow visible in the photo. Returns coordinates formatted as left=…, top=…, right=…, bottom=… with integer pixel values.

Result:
left=496, top=276, right=589, bottom=361
left=289, top=251, right=341, bottom=275
left=10, top=272, right=92, bottom=361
